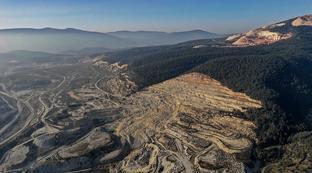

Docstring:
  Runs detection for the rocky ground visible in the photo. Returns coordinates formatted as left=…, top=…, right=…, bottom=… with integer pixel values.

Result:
left=0, top=57, right=263, bottom=173
left=117, top=73, right=261, bottom=173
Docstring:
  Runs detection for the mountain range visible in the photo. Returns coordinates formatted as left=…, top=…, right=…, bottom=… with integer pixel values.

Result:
left=0, top=28, right=220, bottom=53
left=108, top=30, right=220, bottom=46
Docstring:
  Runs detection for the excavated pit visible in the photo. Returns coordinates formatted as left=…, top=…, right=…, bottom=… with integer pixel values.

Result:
left=117, top=72, right=262, bottom=172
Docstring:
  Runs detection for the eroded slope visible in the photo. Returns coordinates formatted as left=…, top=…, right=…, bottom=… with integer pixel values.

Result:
left=117, top=73, right=261, bottom=172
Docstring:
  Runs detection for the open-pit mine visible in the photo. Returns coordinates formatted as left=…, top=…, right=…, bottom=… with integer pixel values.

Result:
left=0, top=55, right=262, bottom=173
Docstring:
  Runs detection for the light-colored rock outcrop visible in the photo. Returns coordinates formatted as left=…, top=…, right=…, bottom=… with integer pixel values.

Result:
left=292, top=15, right=312, bottom=27
left=227, top=14, right=311, bottom=47
left=231, top=30, right=292, bottom=46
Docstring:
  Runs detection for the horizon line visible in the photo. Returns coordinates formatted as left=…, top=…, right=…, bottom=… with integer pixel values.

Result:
left=0, top=27, right=226, bottom=35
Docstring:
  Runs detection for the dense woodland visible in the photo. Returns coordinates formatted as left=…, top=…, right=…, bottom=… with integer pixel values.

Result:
left=105, top=26, right=312, bottom=168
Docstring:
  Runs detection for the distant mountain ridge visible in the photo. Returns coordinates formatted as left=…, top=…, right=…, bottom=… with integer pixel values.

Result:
left=0, top=28, right=134, bottom=53
left=108, top=29, right=220, bottom=46
left=0, top=28, right=220, bottom=53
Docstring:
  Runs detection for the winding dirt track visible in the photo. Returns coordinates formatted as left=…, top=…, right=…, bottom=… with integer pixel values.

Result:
left=0, top=83, right=30, bottom=146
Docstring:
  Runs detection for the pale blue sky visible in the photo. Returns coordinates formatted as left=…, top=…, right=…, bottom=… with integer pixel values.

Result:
left=0, top=0, right=311, bottom=34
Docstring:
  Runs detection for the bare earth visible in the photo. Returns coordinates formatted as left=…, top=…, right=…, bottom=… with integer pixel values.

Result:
left=0, top=59, right=262, bottom=173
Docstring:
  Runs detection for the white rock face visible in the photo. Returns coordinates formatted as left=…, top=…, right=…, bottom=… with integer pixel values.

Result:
left=192, top=45, right=208, bottom=49
left=226, top=14, right=311, bottom=47
left=231, top=30, right=292, bottom=46
left=274, top=23, right=286, bottom=27
left=226, top=34, right=242, bottom=41
left=266, top=22, right=286, bottom=29
left=292, top=15, right=312, bottom=27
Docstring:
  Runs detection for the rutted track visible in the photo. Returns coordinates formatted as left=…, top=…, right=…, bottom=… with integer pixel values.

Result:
left=0, top=83, right=32, bottom=147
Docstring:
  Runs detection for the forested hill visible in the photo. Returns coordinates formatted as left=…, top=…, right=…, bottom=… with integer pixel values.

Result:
left=104, top=17, right=312, bottom=171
